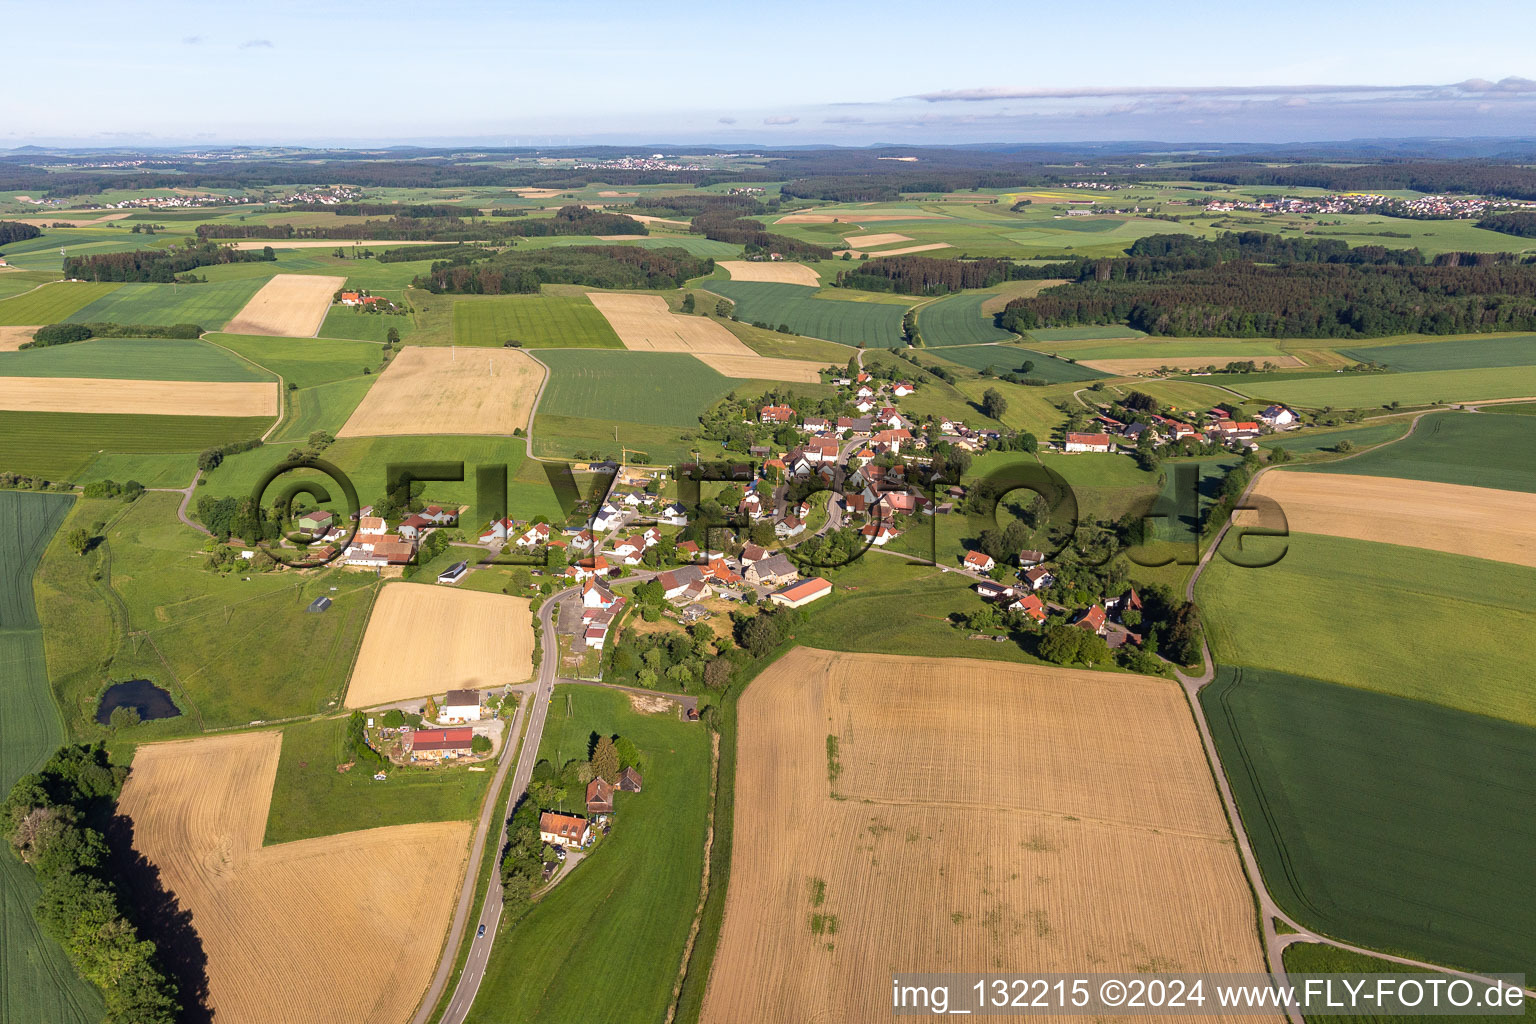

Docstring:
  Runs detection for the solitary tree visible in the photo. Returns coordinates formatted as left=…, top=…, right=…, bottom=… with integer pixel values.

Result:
left=681, top=292, right=695, bottom=314
left=981, top=388, right=1009, bottom=420
left=67, top=528, right=89, bottom=556
left=591, top=735, right=620, bottom=783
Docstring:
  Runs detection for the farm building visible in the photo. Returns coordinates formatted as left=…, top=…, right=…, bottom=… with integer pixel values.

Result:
left=586, top=777, right=615, bottom=815
left=619, top=766, right=643, bottom=792
left=1064, top=433, right=1116, bottom=454
left=745, top=552, right=797, bottom=587
left=539, top=811, right=592, bottom=848
left=441, top=690, right=481, bottom=723
left=769, top=577, right=833, bottom=609
left=437, top=561, right=469, bottom=584
left=405, top=727, right=474, bottom=762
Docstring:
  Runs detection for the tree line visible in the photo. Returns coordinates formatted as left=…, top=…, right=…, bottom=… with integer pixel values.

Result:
left=997, top=260, right=1536, bottom=338
left=0, top=220, right=42, bottom=245
left=1476, top=211, right=1536, bottom=238
left=64, top=241, right=275, bottom=282
left=414, top=245, right=713, bottom=294
left=195, top=206, right=646, bottom=243
left=2, top=745, right=181, bottom=1023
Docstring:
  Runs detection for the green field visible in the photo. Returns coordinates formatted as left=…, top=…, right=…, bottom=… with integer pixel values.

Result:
left=1281, top=944, right=1536, bottom=1024
left=1027, top=325, right=1148, bottom=342
left=1199, top=532, right=1536, bottom=725
left=467, top=685, right=710, bottom=1024
left=0, top=336, right=273, bottom=381
left=1235, top=365, right=1536, bottom=409
left=452, top=293, right=623, bottom=349
left=1204, top=666, right=1536, bottom=975
left=0, top=491, right=105, bottom=1024
left=629, top=235, right=740, bottom=258
left=533, top=348, right=733, bottom=439
left=262, top=714, right=492, bottom=844
left=33, top=492, right=380, bottom=732
left=0, top=411, right=271, bottom=481
left=63, top=278, right=265, bottom=330
left=207, top=333, right=383, bottom=388
left=0, top=281, right=123, bottom=325
left=932, top=342, right=1106, bottom=381
left=316, top=304, right=414, bottom=343
left=0, top=271, right=56, bottom=301
left=1258, top=420, right=1412, bottom=454
left=272, top=376, right=375, bottom=442
left=703, top=281, right=908, bottom=346
left=1484, top=401, right=1536, bottom=415
left=1303, top=411, right=1536, bottom=492
left=917, top=292, right=1016, bottom=347
left=1339, top=335, right=1536, bottom=372
left=77, top=452, right=200, bottom=488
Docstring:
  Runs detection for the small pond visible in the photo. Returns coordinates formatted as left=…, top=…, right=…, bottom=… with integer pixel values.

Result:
left=96, top=680, right=181, bottom=726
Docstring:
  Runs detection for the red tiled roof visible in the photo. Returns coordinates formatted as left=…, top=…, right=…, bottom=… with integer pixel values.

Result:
left=410, top=727, right=473, bottom=752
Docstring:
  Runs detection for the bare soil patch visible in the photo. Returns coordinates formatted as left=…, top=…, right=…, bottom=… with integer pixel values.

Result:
left=337, top=345, right=543, bottom=437
left=1248, top=471, right=1536, bottom=568
left=224, top=273, right=347, bottom=336
left=117, top=732, right=470, bottom=1024
left=346, top=584, right=534, bottom=707
left=0, top=376, right=276, bottom=416
left=717, top=261, right=821, bottom=287
left=702, top=648, right=1268, bottom=1024
left=0, top=325, right=40, bottom=351
left=627, top=692, right=676, bottom=714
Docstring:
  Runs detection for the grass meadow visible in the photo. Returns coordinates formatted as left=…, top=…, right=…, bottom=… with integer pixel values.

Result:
left=64, top=279, right=266, bottom=329
left=1338, top=335, right=1536, bottom=372
left=317, top=304, right=415, bottom=343
left=0, top=491, right=104, bottom=1024
left=1198, top=531, right=1536, bottom=725
left=1304, top=410, right=1536, bottom=492
left=0, top=336, right=274, bottom=381
left=467, top=685, right=711, bottom=1024
left=273, top=376, right=375, bottom=442
left=0, top=281, right=123, bottom=325
left=1257, top=419, right=1413, bottom=455
left=452, top=293, right=623, bottom=349
left=916, top=292, right=1016, bottom=347
left=0, top=411, right=272, bottom=481
left=262, top=714, right=493, bottom=844
left=207, top=333, right=384, bottom=388
left=1234, top=365, right=1536, bottom=408
left=702, top=281, right=908, bottom=347
left=1205, top=666, right=1536, bottom=976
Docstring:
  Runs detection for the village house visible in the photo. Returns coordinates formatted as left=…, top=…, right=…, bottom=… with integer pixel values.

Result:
left=1017, top=549, right=1045, bottom=567
left=479, top=517, right=515, bottom=544
left=567, top=530, right=596, bottom=555
left=343, top=537, right=415, bottom=567
left=775, top=516, right=806, bottom=538
left=703, top=556, right=741, bottom=585
left=1106, top=587, right=1142, bottom=619
left=582, top=577, right=620, bottom=612
left=962, top=550, right=995, bottom=573
left=538, top=811, right=593, bottom=848
left=769, top=576, right=833, bottom=609
left=440, top=689, right=482, bottom=723
left=397, top=513, right=432, bottom=542
left=759, top=404, right=795, bottom=424
left=406, top=727, right=475, bottom=763
left=1259, top=404, right=1299, bottom=428
left=421, top=505, right=457, bottom=525
left=515, top=522, right=552, bottom=548
left=1074, top=604, right=1108, bottom=634
left=586, top=777, right=615, bottom=815
left=590, top=503, right=627, bottom=533
left=675, top=540, right=700, bottom=560
left=975, top=579, right=1016, bottom=601
left=860, top=521, right=899, bottom=546
left=1021, top=566, right=1055, bottom=591
left=870, top=428, right=913, bottom=454
left=892, top=382, right=916, bottom=397
left=1008, top=592, right=1048, bottom=623
left=358, top=516, right=387, bottom=536
left=567, top=556, right=613, bottom=581
left=745, top=552, right=798, bottom=587
left=802, top=415, right=831, bottom=432
left=658, top=502, right=689, bottom=527
left=740, top=543, right=769, bottom=565
left=1064, top=432, right=1116, bottom=454
left=658, top=565, right=708, bottom=601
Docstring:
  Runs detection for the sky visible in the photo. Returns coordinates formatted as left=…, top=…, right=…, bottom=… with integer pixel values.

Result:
left=4, top=0, right=1536, bottom=147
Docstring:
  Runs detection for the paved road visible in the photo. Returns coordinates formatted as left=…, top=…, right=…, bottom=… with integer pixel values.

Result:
left=412, top=587, right=571, bottom=1024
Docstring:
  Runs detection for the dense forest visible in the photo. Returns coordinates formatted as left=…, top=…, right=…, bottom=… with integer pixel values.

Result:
left=414, top=245, right=712, bottom=294
left=64, top=241, right=276, bottom=282
left=997, top=260, right=1536, bottom=337
left=2, top=745, right=181, bottom=1023
left=836, top=254, right=1061, bottom=294
left=689, top=207, right=832, bottom=260
left=196, top=205, right=645, bottom=242
left=1475, top=210, right=1536, bottom=238
left=0, top=220, right=43, bottom=245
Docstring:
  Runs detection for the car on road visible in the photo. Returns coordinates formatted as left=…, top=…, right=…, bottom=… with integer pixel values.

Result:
left=477, top=924, right=486, bottom=938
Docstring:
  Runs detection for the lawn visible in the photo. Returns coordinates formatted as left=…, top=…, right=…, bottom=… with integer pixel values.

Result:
left=1233, top=365, right=1536, bottom=408
left=262, top=714, right=493, bottom=845
left=206, top=333, right=384, bottom=388
left=0, top=491, right=104, bottom=1024
left=0, top=336, right=274, bottom=381
left=32, top=492, right=382, bottom=732
left=63, top=278, right=266, bottom=330
left=1198, top=531, right=1536, bottom=726
left=467, top=685, right=710, bottom=1024
left=0, top=411, right=272, bottom=482
left=452, top=293, right=623, bottom=349
left=1204, top=666, right=1536, bottom=975
left=272, top=376, right=375, bottom=442
left=317, top=304, right=415, bottom=343
left=1339, top=335, right=1536, bottom=372
left=1304, top=411, right=1536, bottom=492
left=0, top=281, right=123, bottom=325
left=917, top=292, right=1016, bottom=347
left=702, top=281, right=908, bottom=347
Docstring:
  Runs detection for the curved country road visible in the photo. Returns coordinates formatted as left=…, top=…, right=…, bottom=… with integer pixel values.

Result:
left=1175, top=409, right=1530, bottom=1020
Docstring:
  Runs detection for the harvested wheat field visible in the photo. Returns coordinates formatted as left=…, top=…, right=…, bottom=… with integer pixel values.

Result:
left=850, top=242, right=953, bottom=258
left=840, top=232, right=912, bottom=247
left=597, top=190, right=640, bottom=197
left=702, top=648, right=1269, bottom=1024
left=224, top=273, right=346, bottom=336
left=586, top=292, right=827, bottom=382
left=117, top=732, right=469, bottom=1024
left=1248, top=471, right=1536, bottom=567
left=626, top=213, right=688, bottom=226
left=775, top=212, right=950, bottom=224
left=346, top=584, right=534, bottom=707
left=0, top=325, right=39, bottom=351
left=0, top=376, right=277, bottom=416
left=338, top=345, right=543, bottom=437
left=13, top=212, right=130, bottom=226
left=717, top=260, right=821, bottom=287
left=1082, top=355, right=1305, bottom=374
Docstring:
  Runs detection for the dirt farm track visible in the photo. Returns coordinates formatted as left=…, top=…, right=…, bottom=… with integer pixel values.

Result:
left=117, top=731, right=469, bottom=1024
left=701, top=649, right=1273, bottom=1024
